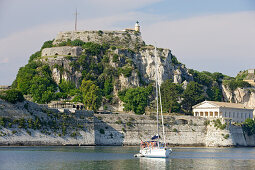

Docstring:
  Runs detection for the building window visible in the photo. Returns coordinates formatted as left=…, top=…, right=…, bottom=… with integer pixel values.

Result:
left=200, top=112, right=203, bottom=116
left=205, top=112, right=208, bottom=117
left=215, top=112, right=218, bottom=117
left=210, top=112, right=213, bottom=117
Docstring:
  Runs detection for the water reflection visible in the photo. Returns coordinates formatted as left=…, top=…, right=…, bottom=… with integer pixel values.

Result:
left=140, top=157, right=167, bottom=170
left=1, top=147, right=255, bottom=169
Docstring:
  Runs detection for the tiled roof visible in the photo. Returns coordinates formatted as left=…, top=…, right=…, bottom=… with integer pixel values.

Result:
left=208, top=101, right=252, bottom=109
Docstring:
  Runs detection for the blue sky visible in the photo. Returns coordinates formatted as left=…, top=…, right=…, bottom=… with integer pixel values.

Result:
left=0, top=0, right=255, bottom=84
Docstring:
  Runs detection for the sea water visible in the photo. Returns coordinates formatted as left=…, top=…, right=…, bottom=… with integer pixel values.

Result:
left=0, top=146, right=255, bottom=169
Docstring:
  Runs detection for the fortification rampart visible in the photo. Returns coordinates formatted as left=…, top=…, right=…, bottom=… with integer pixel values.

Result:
left=41, top=46, right=82, bottom=57
left=1, top=98, right=255, bottom=147
left=53, top=30, right=143, bottom=49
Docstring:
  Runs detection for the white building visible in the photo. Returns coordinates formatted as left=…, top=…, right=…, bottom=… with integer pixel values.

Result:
left=192, top=101, right=254, bottom=123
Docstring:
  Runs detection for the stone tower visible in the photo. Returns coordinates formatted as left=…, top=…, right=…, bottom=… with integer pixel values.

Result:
left=135, top=21, right=140, bottom=32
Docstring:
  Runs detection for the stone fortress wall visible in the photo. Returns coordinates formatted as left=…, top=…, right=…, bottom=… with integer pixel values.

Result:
left=41, top=46, right=82, bottom=57
left=53, top=30, right=144, bottom=49
left=94, top=114, right=254, bottom=147
left=0, top=101, right=254, bottom=147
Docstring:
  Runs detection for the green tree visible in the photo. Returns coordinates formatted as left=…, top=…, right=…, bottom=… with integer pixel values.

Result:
left=242, top=118, right=255, bottom=136
left=80, top=80, right=102, bottom=111
left=118, top=87, right=151, bottom=115
left=28, top=51, right=41, bottom=63
left=103, top=78, right=113, bottom=96
left=59, top=80, right=76, bottom=94
left=13, top=61, right=40, bottom=94
left=160, top=80, right=183, bottom=113
left=182, top=81, right=205, bottom=113
left=30, top=75, right=57, bottom=103
left=207, top=85, right=222, bottom=101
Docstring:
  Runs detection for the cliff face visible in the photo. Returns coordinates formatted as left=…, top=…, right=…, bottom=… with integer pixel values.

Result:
left=222, top=85, right=255, bottom=108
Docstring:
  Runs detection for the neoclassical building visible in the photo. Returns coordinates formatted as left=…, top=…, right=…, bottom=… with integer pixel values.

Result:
left=192, top=101, right=254, bottom=123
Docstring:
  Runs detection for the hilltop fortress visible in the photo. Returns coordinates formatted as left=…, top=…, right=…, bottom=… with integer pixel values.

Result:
left=52, top=22, right=143, bottom=50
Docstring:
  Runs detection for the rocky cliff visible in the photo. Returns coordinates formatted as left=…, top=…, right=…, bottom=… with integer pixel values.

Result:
left=38, top=30, right=193, bottom=111
left=222, top=85, right=255, bottom=108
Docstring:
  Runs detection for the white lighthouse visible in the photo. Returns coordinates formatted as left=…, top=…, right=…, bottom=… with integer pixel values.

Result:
left=135, top=21, right=140, bottom=32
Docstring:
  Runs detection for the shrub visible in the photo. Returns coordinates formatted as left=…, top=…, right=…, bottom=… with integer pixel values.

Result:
left=26, top=130, right=31, bottom=136
left=126, top=121, right=132, bottom=127
left=122, top=128, right=126, bottom=133
left=223, top=80, right=251, bottom=91
left=129, top=117, right=135, bottom=122
left=70, top=132, right=77, bottom=137
left=12, top=130, right=17, bottom=134
left=24, top=103, right=29, bottom=110
left=102, top=55, right=109, bottom=63
left=242, top=118, right=255, bottom=136
left=213, top=119, right=226, bottom=130
left=99, top=129, right=105, bottom=134
left=111, top=46, right=116, bottom=50
left=204, top=120, right=210, bottom=126
left=0, top=89, right=25, bottom=104
left=115, top=120, right=122, bottom=124
left=29, top=51, right=41, bottom=62
left=223, top=134, right=229, bottom=139
left=118, top=67, right=133, bottom=77
left=112, top=54, right=119, bottom=62
left=173, top=128, right=178, bottom=132
left=71, top=39, right=85, bottom=46
left=41, top=40, right=54, bottom=50
left=98, top=30, right=103, bottom=36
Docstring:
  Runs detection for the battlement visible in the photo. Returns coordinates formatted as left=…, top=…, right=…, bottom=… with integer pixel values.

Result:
left=53, top=30, right=143, bottom=49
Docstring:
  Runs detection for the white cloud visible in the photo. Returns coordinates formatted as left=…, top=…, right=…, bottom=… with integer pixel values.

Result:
left=142, top=11, right=255, bottom=76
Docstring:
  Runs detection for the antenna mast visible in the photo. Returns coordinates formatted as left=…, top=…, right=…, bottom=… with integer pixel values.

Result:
left=74, top=8, right=78, bottom=31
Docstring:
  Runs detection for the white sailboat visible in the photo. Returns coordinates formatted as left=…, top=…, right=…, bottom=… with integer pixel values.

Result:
left=135, top=46, right=172, bottom=158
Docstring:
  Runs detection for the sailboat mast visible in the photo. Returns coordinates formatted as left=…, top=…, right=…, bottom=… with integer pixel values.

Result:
left=155, top=47, right=159, bottom=147
left=159, top=85, right=166, bottom=147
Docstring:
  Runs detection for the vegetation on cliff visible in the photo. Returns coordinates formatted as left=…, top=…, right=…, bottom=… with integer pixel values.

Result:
left=242, top=118, right=255, bottom=136
left=0, top=89, right=24, bottom=104
left=9, top=35, right=253, bottom=115
left=118, top=86, right=152, bottom=114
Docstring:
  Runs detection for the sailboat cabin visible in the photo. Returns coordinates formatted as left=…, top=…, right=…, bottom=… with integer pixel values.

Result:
left=192, top=101, right=254, bottom=123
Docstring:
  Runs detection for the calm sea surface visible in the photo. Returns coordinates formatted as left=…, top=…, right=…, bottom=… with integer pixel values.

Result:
left=0, top=146, right=255, bottom=170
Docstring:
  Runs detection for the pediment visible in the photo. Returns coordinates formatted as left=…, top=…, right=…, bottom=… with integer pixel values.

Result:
left=193, top=101, right=219, bottom=109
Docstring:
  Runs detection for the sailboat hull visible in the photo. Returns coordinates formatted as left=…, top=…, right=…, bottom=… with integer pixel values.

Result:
left=140, top=148, right=172, bottom=158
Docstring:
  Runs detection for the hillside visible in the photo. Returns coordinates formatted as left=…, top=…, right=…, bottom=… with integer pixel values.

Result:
left=8, top=29, right=253, bottom=115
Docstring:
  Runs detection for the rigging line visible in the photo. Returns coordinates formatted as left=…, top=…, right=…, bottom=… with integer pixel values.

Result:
left=159, top=83, right=166, bottom=147
left=155, top=46, right=159, bottom=147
